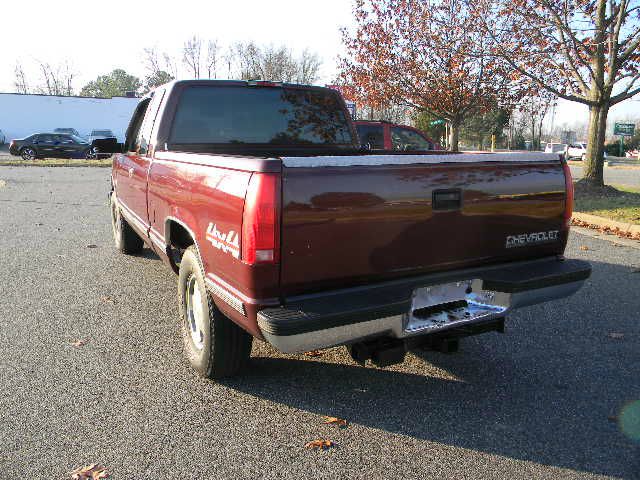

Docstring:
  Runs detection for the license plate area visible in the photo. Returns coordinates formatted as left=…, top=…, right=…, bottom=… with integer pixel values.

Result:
left=404, top=280, right=510, bottom=333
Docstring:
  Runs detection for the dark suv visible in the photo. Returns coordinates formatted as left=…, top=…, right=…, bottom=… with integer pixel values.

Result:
left=9, top=133, right=93, bottom=160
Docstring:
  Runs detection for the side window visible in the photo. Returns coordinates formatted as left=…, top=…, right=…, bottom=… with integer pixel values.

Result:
left=58, top=135, right=74, bottom=144
left=356, top=124, right=385, bottom=149
left=39, top=134, right=54, bottom=144
left=125, top=99, right=151, bottom=153
left=391, top=128, right=432, bottom=151
left=136, top=90, right=166, bottom=155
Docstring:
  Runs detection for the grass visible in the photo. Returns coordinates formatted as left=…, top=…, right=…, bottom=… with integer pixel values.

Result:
left=0, top=157, right=112, bottom=167
left=574, top=183, right=640, bottom=225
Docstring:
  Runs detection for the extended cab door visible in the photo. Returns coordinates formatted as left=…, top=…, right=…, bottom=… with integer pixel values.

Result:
left=117, top=92, right=164, bottom=227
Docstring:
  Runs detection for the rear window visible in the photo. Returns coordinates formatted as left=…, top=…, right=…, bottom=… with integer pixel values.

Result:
left=170, top=86, right=354, bottom=146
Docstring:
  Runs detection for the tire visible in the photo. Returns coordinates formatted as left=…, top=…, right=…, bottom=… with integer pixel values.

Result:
left=85, top=147, right=98, bottom=160
left=178, top=245, right=252, bottom=379
left=110, top=194, right=143, bottom=254
left=20, top=147, right=36, bottom=161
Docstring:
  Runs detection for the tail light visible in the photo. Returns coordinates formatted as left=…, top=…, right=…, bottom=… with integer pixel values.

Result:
left=242, top=173, right=280, bottom=264
left=561, top=159, right=574, bottom=229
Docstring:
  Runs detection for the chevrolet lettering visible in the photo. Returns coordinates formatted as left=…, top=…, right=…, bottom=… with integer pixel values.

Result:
left=506, top=230, right=560, bottom=248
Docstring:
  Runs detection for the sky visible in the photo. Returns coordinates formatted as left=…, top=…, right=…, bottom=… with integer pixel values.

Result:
left=1, top=0, right=638, bottom=133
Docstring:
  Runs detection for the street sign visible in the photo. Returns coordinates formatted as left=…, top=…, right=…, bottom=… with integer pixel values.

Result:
left=430, top=119, right=445, bottom=126
left=344, top=101, right=357, bottom=120
left=614, top=123, right=635, bottom=137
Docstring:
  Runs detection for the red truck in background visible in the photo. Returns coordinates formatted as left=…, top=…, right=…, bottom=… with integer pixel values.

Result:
left=108, top=80, right=590, bottom=380
left=355, top=120, right=442, bottom=151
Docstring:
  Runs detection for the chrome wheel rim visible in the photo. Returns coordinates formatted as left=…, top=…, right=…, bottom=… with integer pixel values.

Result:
left=22, top=149, right=34, bottom=160
left=185, top=274, right=206, bottom=350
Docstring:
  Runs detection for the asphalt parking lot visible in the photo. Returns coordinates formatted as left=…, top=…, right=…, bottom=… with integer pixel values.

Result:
left=1, top=166, right=639, bottom=480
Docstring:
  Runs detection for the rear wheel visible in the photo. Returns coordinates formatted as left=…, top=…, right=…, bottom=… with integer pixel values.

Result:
left=110, top=194, right=143, bottom=254
left=85, top=147, right=98, bottom=160
left=178, top=246, right=252, bottom=379
left=20, top=147, right=36, bottom=161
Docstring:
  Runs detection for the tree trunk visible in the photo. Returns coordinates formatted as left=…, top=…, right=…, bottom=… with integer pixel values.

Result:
left=582, top=104, right=608, bottom=187
left=448, top=121, right=460, bottom=152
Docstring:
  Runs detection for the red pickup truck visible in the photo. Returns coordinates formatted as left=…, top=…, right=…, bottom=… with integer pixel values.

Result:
left=354, top=120, right=442, bottom=151
left=108, top=80, right=590, bottom=379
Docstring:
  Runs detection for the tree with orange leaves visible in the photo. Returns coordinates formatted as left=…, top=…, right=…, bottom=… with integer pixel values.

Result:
left=339, top=0, right=521, bottom=151
left=474, top=0, right=640, bottom=187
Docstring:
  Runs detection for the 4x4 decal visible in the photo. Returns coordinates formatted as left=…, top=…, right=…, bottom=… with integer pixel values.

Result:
left=206, top=223, right=240, bottom=259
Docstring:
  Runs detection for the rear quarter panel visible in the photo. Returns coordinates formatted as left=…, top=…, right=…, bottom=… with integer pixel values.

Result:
left=148, top=153, right=281, bottom=337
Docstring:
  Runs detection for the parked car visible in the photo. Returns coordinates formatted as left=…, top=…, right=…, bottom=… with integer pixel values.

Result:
left=565, top=143, right=607, bottom=161
left=106, top=79, right=590, bottom=380
left=9, top=133, right=93, bottom=160
left=544, top=143, right=568, bottom=154
left=0, top=130, right=6, bottom=145
left=355, top=120, right=441, bottom=151
left=88, top=129, right=116, bottom=143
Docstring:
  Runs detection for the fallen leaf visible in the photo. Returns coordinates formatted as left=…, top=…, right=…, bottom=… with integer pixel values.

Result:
left=579, top=245, right=589, bottom=251
left=607, top=332, right=624, bottom=339
left=86, top=244, right=98, bottom=249
left=70, top=464, right=109, bottom=479
left=323, top=416, right=348, bottom=428
left=100, top=296, right=115, bottom=304
left=304, top=350, right=324, bottom=357
left=71, top=339, right=87, bottom=348
left=304, top=439, right=335, bottom=450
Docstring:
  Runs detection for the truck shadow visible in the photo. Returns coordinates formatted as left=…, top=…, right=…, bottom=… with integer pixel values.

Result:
left=222, top=258, right=640, bottom=478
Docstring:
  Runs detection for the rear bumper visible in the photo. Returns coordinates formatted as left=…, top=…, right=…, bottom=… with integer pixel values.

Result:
left=257, top=257, right=591, bottom=353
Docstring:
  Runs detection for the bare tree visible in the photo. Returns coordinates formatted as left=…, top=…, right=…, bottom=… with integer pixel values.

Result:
left=14, top=62, right=29, bottom=93
left=143, top=47, right=162, bottom=75
left=229, top=41, right=321, bottom=84
left=183, top=36, right=203, bottom=78
left=296, top=48, right=322, bottom=84
left=206, top=40, right=219, bottom=79
left=37, top=61, right=75, bottom=96
left=519, top=93, right=556, bottom=150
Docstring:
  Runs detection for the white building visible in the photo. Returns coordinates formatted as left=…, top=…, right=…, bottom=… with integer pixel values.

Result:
left=0, top=93, right=140, bottom=143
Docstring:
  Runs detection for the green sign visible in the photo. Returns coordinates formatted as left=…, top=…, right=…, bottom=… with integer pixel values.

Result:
left=430, top=119, right=446, bottom=126
left=614, top=123, right=635, bottom=137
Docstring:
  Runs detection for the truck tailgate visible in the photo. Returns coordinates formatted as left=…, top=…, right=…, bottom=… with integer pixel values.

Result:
left=279, top=153, right=568, bottom=297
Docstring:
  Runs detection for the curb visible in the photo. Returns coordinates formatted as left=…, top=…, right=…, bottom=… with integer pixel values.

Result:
left=572, top=212, right=640, bottom=236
